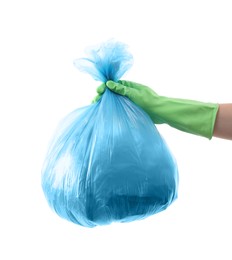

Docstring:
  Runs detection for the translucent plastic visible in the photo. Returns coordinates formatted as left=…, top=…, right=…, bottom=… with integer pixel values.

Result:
left=73, top=39, right=133, bottom=82
left=41, top=40, right=179, bottom=228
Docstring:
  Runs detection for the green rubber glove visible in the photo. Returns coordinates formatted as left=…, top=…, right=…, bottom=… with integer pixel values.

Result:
left=91, top=83, right=106, bottom=103
left=106, top=80, right=219, bottom=139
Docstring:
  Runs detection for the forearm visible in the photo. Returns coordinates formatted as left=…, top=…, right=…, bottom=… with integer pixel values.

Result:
left=213, top=104, right=232, bottom=140
left=106, top=80, right=231, bottom=140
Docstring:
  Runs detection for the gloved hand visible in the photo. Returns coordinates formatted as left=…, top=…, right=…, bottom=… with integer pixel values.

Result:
left=91, top=83, right=106, bottom=103
left=104, top=80, right=219, bottom=139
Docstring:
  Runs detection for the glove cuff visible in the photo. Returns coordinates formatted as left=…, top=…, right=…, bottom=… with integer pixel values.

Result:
left=149, top=96, right=219, bottom=139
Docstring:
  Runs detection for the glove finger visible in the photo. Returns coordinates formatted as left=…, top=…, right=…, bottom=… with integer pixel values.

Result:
left=118, top=80, right=136, bottom=88
left=91, top=94, right=101, bottom=103
left=96, top=83, right=106, bottom=94
left=106, top=81, right=130, bottom=96
left=119, top=80, right=150, bottom=91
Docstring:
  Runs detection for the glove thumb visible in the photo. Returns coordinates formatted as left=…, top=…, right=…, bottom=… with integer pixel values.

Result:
left=106, top=81, right=128, bottom=96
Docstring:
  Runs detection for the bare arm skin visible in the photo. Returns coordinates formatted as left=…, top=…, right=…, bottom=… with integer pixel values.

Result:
left=213, top=104, right=232, bottom=140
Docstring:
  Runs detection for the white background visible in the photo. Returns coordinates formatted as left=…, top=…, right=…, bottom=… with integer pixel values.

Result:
left=0, top=0, right=231, bottom=259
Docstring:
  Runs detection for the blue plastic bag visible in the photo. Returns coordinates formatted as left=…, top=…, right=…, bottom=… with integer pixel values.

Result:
left=41, top=40, right=179, bottom=228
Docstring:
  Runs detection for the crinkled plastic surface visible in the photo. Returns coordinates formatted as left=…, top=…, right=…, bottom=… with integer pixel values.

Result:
left=41, top=40, right=179, bottom=228
left=73, top=39, right=133, bottom=82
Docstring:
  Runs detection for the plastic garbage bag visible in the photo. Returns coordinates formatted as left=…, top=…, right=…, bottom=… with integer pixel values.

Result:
left=41, top=40, right=179, bottom=228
